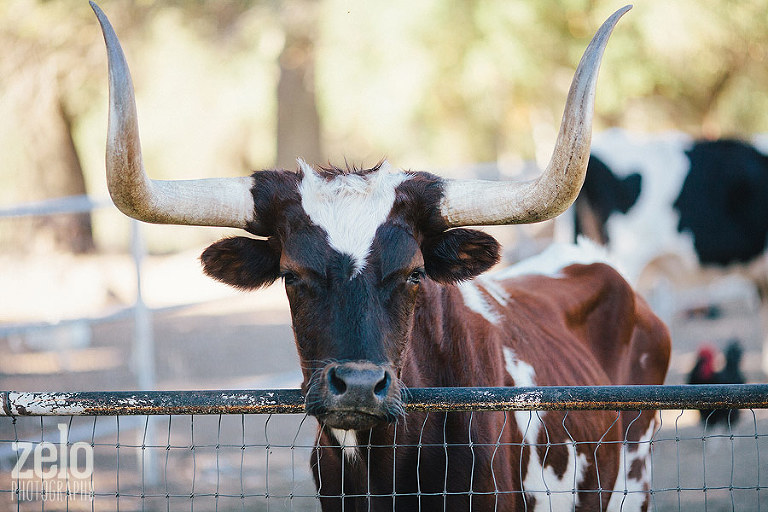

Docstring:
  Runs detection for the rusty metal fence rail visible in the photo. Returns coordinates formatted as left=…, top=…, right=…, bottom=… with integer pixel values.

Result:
left=0, top=384, right=767, bottom=511
left=4, top=384, right=768, bottom=416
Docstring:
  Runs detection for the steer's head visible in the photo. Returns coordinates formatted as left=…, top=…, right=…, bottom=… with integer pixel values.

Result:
left=91, top=1, right=629, bottom=430
left=199, top=162, right=502, bottom=429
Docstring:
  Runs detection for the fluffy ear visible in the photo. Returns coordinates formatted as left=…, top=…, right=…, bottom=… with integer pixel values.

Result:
left=422, top=228, right=500, bottom=283
left=201, top=236, right=280, bottom=290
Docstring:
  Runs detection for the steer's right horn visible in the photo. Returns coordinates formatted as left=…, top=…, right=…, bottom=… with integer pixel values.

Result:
left=91, top=2, right=258, bottom=231
left=439, top=5, right=631, bottom=227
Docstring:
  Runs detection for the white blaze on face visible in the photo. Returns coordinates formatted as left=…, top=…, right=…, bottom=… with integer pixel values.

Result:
left=503, top=347, right=587, bottom=510
left=298, top=159, right=410, bottom=275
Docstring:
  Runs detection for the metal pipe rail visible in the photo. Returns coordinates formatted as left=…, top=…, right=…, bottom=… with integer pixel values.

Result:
left=0, top=194, right=111, bottom=218
left=2, top=384, right=767, bottom=416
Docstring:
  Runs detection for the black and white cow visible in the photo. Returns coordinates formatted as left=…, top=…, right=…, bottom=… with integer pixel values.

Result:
left=572, top=129, right=768, bottom=284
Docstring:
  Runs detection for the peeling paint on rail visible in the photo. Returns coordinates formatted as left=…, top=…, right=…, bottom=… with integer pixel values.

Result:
left=0, top=390, right=306, bottom=416
left=1, top=385, right=767, bottom=416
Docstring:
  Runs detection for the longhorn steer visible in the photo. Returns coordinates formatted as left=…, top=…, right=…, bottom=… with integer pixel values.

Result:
left=91, top=3, right=670, bottom=510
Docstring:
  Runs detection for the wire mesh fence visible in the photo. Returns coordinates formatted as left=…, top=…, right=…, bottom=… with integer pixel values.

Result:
left=0, top=385, right=766, bottom=511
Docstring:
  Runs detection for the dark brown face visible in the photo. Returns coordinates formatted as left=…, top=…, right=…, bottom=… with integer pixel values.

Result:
left=200, top=164, right=500, bottom=431
left=280, top=220, right=426, bottom=430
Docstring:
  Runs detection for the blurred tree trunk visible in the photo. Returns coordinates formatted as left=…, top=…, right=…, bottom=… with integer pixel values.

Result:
left=276, top=2, right=322, bottom=169
left=0, top=2, right=101, bottom=255
left=2, top=60, right=95, bottom=254
left=47, top=99, right=95, bottom=253
left=26, top=80, right=95, bottom=254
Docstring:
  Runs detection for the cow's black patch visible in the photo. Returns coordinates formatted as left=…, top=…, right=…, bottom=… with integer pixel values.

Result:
left=674, top=140, right=768, bottom=265
left=575, top=154, right=641, bottom=243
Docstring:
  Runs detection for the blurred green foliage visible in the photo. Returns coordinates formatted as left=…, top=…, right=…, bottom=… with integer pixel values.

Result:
left=1, top=0, right=767, bottom=251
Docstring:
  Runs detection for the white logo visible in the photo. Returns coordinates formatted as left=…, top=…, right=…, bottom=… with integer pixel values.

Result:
left=11, top=424, right=93, bottom=502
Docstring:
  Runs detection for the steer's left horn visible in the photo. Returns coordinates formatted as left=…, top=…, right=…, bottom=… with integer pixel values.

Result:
left=91, top=2, right=258, bottom=230
left=439, top=5, right=631, bottom=227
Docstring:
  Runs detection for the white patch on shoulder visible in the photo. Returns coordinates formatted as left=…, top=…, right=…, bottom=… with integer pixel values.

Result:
left=457, top=280, right=501, bottom=324
left=477, top=275, right=510, bottom=306
left=606, top=419, right=656, bottom=512
left=493, top=236, right=626, bottom=281
left=330, top=428, right=359, bottom=463
left=298, top=159, right=410, bottom=274
left=503, top=347, right=535, bottom=388
left=503, top=347, right=587, bottom=510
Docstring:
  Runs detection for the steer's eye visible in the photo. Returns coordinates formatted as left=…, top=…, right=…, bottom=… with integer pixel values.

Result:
left=407, top=269, right=425, bottom=285
left=281, top=271, right=299, bottom=285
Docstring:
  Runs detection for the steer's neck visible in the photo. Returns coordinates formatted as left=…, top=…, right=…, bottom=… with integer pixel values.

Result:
left=400, top=279, right=510, bottom=389
left=316, top=279, right=512, bottom=501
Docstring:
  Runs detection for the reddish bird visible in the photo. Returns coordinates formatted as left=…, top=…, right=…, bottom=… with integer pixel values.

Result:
left=688, top=345, right=717, bottom=386
left=688, top=341, right=745, bottom=426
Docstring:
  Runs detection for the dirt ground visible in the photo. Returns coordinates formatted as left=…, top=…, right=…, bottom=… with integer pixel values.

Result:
left=1, top=252, right=767, bottom=511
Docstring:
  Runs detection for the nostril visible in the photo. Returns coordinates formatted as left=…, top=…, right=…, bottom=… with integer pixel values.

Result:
left=373, top=371, right=390, bottom=397
left=328, top=367, right=347, bottom=396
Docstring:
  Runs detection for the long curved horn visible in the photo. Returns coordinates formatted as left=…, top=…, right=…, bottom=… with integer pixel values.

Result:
left=91, top=1, right=257, bottom=230
left=439, top=5, right=631, bottom=227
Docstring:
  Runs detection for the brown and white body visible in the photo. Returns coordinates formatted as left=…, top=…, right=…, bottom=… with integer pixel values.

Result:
left=90, top=3, right=670, bottom=510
